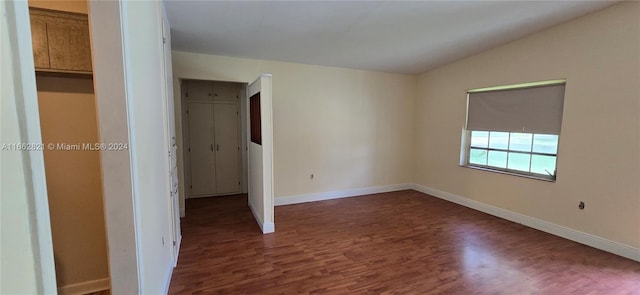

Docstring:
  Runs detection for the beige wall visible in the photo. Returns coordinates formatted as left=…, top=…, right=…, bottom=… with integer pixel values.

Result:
left=36, top=76, right=110, bottom=288
left=172, top=52, right=417, bottom=212
left=88, top=1, right=141, bottom=293
left=414, top=1, right=639, bottom=248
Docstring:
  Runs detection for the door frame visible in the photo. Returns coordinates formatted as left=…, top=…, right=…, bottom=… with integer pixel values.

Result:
left=159, top=5, right=181, bottom=266
left=2, top=1, right=57, bottom=292
left=180, top=79, right=245, bottom=201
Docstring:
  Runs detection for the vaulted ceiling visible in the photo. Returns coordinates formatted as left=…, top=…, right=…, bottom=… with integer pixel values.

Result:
left=165, top=1, right=616, bottom=74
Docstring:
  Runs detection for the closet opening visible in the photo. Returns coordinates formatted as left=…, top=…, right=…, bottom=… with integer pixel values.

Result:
left=180, top=79, right=249, bottom=212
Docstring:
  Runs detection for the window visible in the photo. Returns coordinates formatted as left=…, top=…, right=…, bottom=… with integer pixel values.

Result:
left=250, top=92, right=261, bottom=145
left=468, top=131, right=559, bottom=178
left=462, top=80, right=565, bottom=181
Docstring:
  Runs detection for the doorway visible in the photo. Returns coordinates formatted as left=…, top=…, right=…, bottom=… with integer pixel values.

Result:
left=179, top=75, right=274, bottom=234
left=28, top=1, right=110, bottom=293
left=181, top=80, right=247, bottom=200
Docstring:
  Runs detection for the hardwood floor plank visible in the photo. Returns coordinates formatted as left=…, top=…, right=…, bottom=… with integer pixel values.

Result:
left=168, top=190, right=640, bottom=294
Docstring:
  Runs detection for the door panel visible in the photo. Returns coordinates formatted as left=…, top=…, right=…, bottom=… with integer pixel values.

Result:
left=46, top=16, right=92, bottom=72
left=186, top=80, right=213, bottom=100
left=188, top=102, right=216, bottom=196
left=29, top=14, right=49, bottom=68
left=213, top=81, right=238, bottom=101
left=213, top=103, right=241, bottom=194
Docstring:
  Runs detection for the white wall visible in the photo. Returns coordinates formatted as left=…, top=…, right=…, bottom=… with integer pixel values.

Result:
left=172, top=52, right=417, bottom=215
left=90, top=0, right=175, bottom=293
left=0, top=1, right=56, bottom=293
left=121, top=1, right=175, bottom=294
left=89, top=1, right=139, bottom=293
left=248, top=137, right=265, bottom=226
left=414, top=2, right=639, bottom=250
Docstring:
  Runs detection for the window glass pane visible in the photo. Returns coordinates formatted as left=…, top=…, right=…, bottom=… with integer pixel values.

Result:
left=469, top=148, right=487, bottom=166
left=489, top=131, right=509, bottom=150
left=470, top=131, right=489, bottom=148
left=509, top=133, right=532, bottom=152
left=507, top=152, right=530, bottom=172
left=531, top=155, right=557, bottom=176
left=487, top=151, right=507, bottom=168
left=532, top=134, right=559, bottom=154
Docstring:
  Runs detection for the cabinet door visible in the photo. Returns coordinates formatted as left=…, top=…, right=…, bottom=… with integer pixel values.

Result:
left=212, top=82, right=239, bottom=101
left=47, top=17, right=92, bottom=72
left=30, top=14, right=50, bottom=69
left=213, top=102, right=241, bottom=194
left=185, top=80, right=213, bottom=100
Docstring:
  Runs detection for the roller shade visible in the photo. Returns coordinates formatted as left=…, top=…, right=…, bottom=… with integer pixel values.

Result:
left=466, top=83, right=565, bottom=134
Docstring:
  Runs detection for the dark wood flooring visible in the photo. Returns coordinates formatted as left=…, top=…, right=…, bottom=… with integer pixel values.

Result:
left=168, top=190, right=640, bottom=294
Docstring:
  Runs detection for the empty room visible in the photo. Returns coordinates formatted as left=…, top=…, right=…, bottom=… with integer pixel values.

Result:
left=2, top=0, right=638, bottom=294
left=165, top=0, right=640, bottom=293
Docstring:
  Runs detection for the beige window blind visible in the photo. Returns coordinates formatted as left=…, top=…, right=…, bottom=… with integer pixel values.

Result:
left=466, top=83, right=565, bottom=134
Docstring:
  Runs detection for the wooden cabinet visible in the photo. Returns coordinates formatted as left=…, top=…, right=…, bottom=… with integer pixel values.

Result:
left=30, top=14, right=49, bottom=69
left=29, top=8, right=92, bottom=74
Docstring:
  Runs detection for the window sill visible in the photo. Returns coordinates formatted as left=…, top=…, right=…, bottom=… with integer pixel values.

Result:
left=461, top=165, right=556, bottom=182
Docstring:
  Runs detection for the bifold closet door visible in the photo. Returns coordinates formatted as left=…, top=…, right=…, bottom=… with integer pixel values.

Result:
left=213, top=102, right=241, bottom=194
left=188, top=102, right=216, bottom=196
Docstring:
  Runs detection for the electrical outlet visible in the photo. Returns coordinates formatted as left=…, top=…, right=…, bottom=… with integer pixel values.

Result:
left=578, top=201, right=585, bottom=210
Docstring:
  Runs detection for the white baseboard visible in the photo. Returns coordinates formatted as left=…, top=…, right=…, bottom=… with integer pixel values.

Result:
left=275, top=183, right=413, bottom=206
left=162, top=257, right=174, bottom=295
left=174, top=234, right=182, bottom=267
left=248, top=201, right=275, bottom=234
left=57, top=278, right=109, bottom=295
left=411, top=183, right=640, bottom=262
left=262, top=221, right=275, bottom=233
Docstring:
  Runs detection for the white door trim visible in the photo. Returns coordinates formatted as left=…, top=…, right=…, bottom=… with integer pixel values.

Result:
left=1, top=1, right=57, bottom=292
left=159, top=5, right=181, bottom=266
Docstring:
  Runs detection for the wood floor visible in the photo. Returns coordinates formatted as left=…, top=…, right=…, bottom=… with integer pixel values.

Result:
left=168, top=190, right=640, bottom=294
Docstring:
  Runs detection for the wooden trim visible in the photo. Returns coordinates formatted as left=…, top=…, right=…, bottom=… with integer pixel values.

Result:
left=35, top=68, right=92, bottom=78
left=29, top=7, right=88, bottom=20
left=57, top=278, right=110, bottom=295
